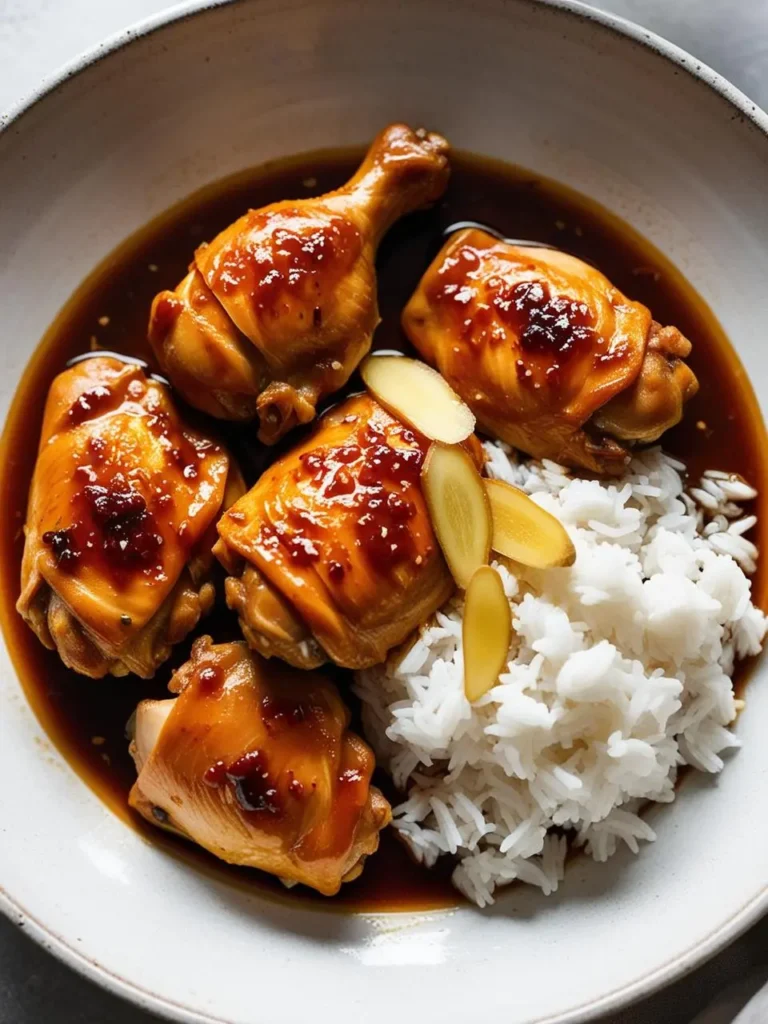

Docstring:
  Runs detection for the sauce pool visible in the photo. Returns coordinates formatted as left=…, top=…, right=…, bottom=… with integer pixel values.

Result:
left=0, top=148, right=765, bottom=912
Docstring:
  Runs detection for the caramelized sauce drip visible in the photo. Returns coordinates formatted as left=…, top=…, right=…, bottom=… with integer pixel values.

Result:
left=435, top=243, right=595, bottom=359
left=45, top=470, right=167, bottom=581
left=0, top=148, right=765, bottom=913
left=30, top=359, right=225, bottom=642
left=41, top=527, right=81, bottom=571
left=84, top=483, right=163, bottom=568
left=209, top=209, right=362, bottom=315
left=200, top=686, right=354, bottom=831
left=68, top=384, right=115, bottom=425
left=430, top=240, right=601, bottom=402
left=261, top=692, right=312, bottom=731
left=262, top=414, right=427, bottom=581
left=43, top=481, right=164, bottom=576
left=354, top=421, right=424, bottom=573
left=511, top=282, right=594, bottom=357
left=223, top=749, right=281, bottom=816
left=197, top=664, right=222, bottom=696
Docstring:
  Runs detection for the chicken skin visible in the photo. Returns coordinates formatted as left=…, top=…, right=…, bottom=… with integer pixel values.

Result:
left=215, top=393, right=483, bottom=670
left=403, top=229, right=699, bottom=473
left=149, top=124, right=450, bottom=444
left=17, top=356, right=243, bottom=678
left=129, top=636, right=391, bottom=896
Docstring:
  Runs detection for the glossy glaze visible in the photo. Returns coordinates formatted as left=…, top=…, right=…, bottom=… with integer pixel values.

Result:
left=0, top=148, right=764, bottom=912
left=215, top=393, right=477, bottom=670
left=403, top=228, right=698, bottom=472
left=16, top=355, right=235, bottom=679
left=130, top=638, right=389, bottom=896
left=148, top=124, right=450, bottom=441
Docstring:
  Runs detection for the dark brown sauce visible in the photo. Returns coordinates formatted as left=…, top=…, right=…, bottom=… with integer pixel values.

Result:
left=1, top=147, right=765, bottom=913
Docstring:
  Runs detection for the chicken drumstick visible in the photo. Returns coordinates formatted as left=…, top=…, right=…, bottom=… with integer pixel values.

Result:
left=149, top=124, right=450, bottom=444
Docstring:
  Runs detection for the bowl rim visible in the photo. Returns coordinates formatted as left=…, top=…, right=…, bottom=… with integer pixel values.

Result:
left=1, top=1, right=768, bottom=1022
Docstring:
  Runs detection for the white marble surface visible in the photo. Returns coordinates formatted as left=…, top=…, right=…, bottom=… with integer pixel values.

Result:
left=2, top=1, right=768, bottom=1022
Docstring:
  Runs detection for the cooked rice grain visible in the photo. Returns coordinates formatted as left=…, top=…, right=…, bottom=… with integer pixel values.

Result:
left=354, top=445, right=766, bottom=907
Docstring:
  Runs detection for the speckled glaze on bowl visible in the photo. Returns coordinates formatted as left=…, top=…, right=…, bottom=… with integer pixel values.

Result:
left=1, top=1, right=767, bottom=1022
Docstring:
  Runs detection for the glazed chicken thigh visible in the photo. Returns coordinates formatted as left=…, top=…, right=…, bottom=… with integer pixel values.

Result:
left=403, top=229, right=699, bottom=473
left=17, top=356, right=242, bottom=678
left=215, top=393, right=482, bottom=670
left=149, top=124, right=450, bottom=444
left=129, top=636, right=391, bottom=895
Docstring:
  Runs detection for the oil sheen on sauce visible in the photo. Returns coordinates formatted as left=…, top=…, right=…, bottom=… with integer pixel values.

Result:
left=1, top=149, right=765, bottom=913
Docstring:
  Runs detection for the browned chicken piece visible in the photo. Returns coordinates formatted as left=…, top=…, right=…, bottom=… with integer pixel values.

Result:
left=215, top=393, right=483, bottom=670
left=17, top=356, right=243, bottom=678
left=149, top=124, right=450, bottom=444
left=129, top=636, right=391, bottom=896
left=402, top=229, right=699, bottom=473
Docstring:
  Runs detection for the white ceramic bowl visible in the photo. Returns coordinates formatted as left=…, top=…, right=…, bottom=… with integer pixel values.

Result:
left=2, top=1, right=768, bottom=1022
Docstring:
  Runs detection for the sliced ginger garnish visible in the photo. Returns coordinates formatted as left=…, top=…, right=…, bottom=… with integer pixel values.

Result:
left=361, top=355, right=475, bottom=444
left=463, top=565, right=511, bottom=702
left=485, top=478, right=575, bottom=569
left=422, top=443, right=491, bottom=589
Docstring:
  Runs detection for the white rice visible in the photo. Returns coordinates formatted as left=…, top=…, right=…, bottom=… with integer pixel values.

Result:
left=354, top=443, right=766, bottom=907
